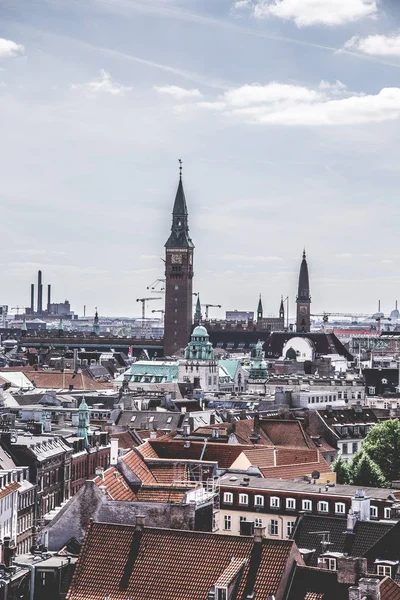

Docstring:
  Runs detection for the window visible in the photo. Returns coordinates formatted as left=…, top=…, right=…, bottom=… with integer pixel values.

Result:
left=317, top=501, right=329, bottom=513
left=377, top=565, right=392, bottom=577
left=384, top=507, right=392, bottom=520
left=287, top=521, right=295, bottom=537
left=368, top=386, right=376, bottom=395
left=302, top=500, right=312, bottom=512
left=240, top=516, right=247, bottom=522
left=341, top=426, right=348, bottom=435
left=326, top=557, right=337, bottom=571
left=370, top=506, right=378, bottom=519
left=270, top=496, right=280, bottom=509
left=216, top=588, right=227, bottom=600
left=223, top=492, right=233, bottom=504
left=286, top=498, right=296, bottom=510
left=353, top=426, right=359, bottom=435
left=335, top=502, right=346, bottom=515
left=239, top=494, right=248, bottom=505
left=352, top=443, right=358, bottom=454
left=270, top=519, right=279, bottom=536
left=254, top=495, right=264, bottom=507
left=255, top=517, right=263, bottom=527
left=342, top=443, right=348, bottom=455
left=223, top=515, right=231, bottom=531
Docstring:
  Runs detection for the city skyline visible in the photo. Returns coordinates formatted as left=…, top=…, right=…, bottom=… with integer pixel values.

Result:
left=1, top=0, right=400, bottom=317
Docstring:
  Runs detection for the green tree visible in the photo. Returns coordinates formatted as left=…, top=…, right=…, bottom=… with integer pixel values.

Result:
left=362, top=419, right=400, bottom=483
left=332, top=455, right=350, bottom=484
left=350, top=452, right=386, bottom=488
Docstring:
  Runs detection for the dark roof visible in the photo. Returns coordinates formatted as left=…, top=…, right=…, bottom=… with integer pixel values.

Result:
left=66, top=522, right=300, bottom=600
left=116, top=411, right=184, bottom=431
left=287, top=565, right=349, bottom=600
left=292, top=514, right=395, bottom=567
left=264, top=332, right=353, bottom=361
left=363, top=369, right=400, bottom=396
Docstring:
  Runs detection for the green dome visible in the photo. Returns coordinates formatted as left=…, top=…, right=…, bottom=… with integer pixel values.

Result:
left=192, top=325, right=208, bottom=337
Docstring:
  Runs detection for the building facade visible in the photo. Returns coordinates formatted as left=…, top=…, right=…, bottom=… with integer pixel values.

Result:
left=178, top=325, right=219, bottom=392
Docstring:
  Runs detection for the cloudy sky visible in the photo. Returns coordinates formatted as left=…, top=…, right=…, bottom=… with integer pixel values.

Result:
left=1, top=0, right=400, bottom=319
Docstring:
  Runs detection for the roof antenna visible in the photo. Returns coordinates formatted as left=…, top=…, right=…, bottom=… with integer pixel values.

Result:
left=178, top=158, right=182, bottom=180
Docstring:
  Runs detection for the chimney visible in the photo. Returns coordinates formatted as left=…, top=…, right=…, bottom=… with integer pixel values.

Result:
left=3, top=537, right=14, bottom=567
left=47, top=284, right=51, bottom=312
left=30, top=283, right=35, bottom=313
left=212, top=427, right=220, bottom=439
left=95, top=466, right=105, bottom=480
left=347, top=508, right=358, bottom=532
left=348, top=587, right=361, bottom=600
left=337, top=557, right=367, bottom=585
left=351, top=490, right=370, bottom=522
left=253, top=526, right=265, bottom=543
left=37, top=270, right=43, bottom=314
left=135, top=515, right=145, bottom=531
left=110, top=439, right=118, bottom=465
left=358, top=578, right=381, bottom=600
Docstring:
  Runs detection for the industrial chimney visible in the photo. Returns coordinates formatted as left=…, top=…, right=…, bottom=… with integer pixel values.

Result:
left=37, top=270, right=43, bottom=314
left=30, top=284, right=35, bottom=313
left=47, top=284, right=51, bottom=313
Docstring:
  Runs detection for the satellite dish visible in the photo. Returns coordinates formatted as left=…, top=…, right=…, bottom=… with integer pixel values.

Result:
left=312, top=470, right=320, bottom=480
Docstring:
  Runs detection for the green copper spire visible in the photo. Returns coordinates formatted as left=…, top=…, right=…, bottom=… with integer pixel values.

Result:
left=77, top=396, right=90, bottom=448
left=248, top=340, right=269, bottom=381
left=92, top=309, right=100, bottom=336
left=194, top=295, right=202, bottom=324
left=165, top=161, right=194, bottom=249
left=58, top=318, right=63, bottom=331
left=184, top=325, right=214, bottom=360
left=257, top=294, right=263, bottom=321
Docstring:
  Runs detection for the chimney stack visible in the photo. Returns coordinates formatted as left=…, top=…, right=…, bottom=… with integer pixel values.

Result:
left=135, top=515, right=146, bottom=531
left=47, top=284, right=51, bottom=312
left=30, top=283, right=35, bottom=313
left=337, top=557, right=367, bottom=585
left=37, top=270, right=43, bottom=314
left=358, top=578, right=381, bottom=600
left=253, top=526, right=265, bottom=543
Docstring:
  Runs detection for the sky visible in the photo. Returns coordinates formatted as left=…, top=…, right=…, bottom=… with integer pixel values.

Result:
left=1, top=0, right=400, bottom=320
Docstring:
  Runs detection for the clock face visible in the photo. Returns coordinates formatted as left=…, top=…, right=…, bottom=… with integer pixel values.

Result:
left=300, top=306, right=308, bottom=315
left=171, top=254, right=182, bottom=264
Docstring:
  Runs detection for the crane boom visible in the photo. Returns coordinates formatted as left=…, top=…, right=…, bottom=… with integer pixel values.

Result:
left=136, top=297, right=162, bottom=320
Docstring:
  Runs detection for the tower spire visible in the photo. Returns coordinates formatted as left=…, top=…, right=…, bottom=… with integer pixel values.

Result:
left=296, top=250, right=311, bottom=333
left=257, top=294, right=263, bottom=321
left=194, top=294, right=202, bottom=325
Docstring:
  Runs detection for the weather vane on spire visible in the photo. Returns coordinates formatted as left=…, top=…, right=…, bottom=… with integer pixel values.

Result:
left=178, top=158, right=182, bottom=179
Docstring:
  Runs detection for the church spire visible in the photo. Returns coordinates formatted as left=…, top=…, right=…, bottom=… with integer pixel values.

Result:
left=194, top=294, right=202, bottom=325
left=296, top=249, right=311, bottom=333
left=257, top=294, right=263, bottom=321
left=77, top=396, right=90, bottom=448
left=279, top=295, right=285, bottom=320
left=165, top=161, right=193, bottom=249
left=92, top=308, right=100, bottom=336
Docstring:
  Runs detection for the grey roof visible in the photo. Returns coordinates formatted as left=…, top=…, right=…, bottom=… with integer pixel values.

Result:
left=220, top=474, right=398, bottom=501
left=14, top=434, right=71, bottom=461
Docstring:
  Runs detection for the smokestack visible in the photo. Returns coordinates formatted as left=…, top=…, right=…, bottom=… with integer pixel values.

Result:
left=30, top=284, right=35, bottom=313
left=378, top=299, right=381, bottom=313
left=37, top=270, right=43, bottom=314
left=47, top=284, right=51, bottom=312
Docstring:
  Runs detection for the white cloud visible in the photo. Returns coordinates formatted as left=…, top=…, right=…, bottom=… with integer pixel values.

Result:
left=382, top=259, right=394, bottom=264
left=154, top=85, right=203, bottom=99
left=0, top=38, right=25, bottom=59
left=249, top=0, right=378, bottom=27
left=336, top=253, right=354, bottom=258
left=71, top=69, right=132, bottom=96
left=345, top=34, right=400, bottom=56
left=191, top=82, right=400, bottom=127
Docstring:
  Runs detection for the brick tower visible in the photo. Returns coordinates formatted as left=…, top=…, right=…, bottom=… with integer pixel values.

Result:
left=296, top=249, right=311, bottom=333
left=163, top=165, right=194, bottom=356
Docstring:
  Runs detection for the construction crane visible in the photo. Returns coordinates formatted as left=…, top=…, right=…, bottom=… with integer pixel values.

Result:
left=11, top=306, right=22, bottom=315
left=146, top=279, right=165, bottom=293
left=136, top=297, right=162, bottom=320
left=151, top=309, right=165, bottom=316
left=202, top=304, right=222, bottom=319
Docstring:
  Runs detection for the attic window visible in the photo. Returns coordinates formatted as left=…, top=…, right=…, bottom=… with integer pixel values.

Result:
left=216, top=588, right=227, bottom=600
left=377, top=564, right=392, bottom=577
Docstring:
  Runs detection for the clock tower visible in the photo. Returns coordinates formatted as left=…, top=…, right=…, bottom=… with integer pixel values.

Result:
left=296, top=249, right=311, bottom=333
left=164, top=165, right=194, bottom=356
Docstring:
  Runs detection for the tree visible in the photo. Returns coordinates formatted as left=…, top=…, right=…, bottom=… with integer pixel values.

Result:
left=362, top=419, right=400, bottom=483
left=350, top=452, right=386, bottom=488
left=332, top=455, right=350, bottom=484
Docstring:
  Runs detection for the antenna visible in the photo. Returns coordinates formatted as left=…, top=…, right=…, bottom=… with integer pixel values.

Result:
left=309, top=531, right=332, bottom=553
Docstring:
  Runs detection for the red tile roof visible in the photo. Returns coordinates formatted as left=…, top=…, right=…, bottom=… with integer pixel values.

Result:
left=380, top=576, right=400, bottom=600
left=0, top=481, right=20, bottom=499
left=260, top=457, right=332, bottom=480
left=66, top=522, right=302, bottom=600
left=110, top=430, right=139, bottom=449
left=148, top=439, right=250, bottom=468
left=260, top=420, right=313, bottom=448
left=148, top=462, right=189, bottom=484
left=240, top=447, right=276, bottom=468
left=134, top=485, right=189, bottom=503
left=136, top=441, right=159, bottom=458
left=93, top=467, right=135, bottom=501
left=22, top=369, right=112, bottom=390
left=121, top=450, right=157, bottom=484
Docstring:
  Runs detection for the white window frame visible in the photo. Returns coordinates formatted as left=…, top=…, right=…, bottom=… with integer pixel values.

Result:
left=270, top=519, right=279, bottom=536
left=223, top=515, right=231, bottom=531
left=326, top=557, right=337, bottom=571
left=384, top=507, right=392, bottom=520
left=377, top=565, right=391, bottom=577
left=270, top=496, right=280, bottom=509
left=223, top=492, right=233, bottom=504
left=254, top=495, right=264, bottom=507
left=302, top=499, right=312, bottom=512
left=239, top=493, right=249, bottom=506
left=286, top=521, right=295, bottom=537
left=370, top=505, right=378, bottom=519
left=255, top=517, right=263, bottom=527
left=335, top=502, right=346, bottom=515
left=317, top=501, right=329, bottom=513
left=286, top=498, right=296, bottom=510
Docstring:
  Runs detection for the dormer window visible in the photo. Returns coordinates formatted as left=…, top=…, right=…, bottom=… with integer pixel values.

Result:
left=216, top=589, right=227, bottom=600
left=375, top=561, right=398, bottom=577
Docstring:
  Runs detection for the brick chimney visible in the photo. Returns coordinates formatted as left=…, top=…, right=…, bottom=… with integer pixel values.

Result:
left=348, top=586, right=361, bottom=600
left=358, top=578, right=381, bottom=600
left=337, top=557, right=367, bottom=586
left=253, top=526, right=265, bottom=543
left=135, top=515, right=146, bottom=531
